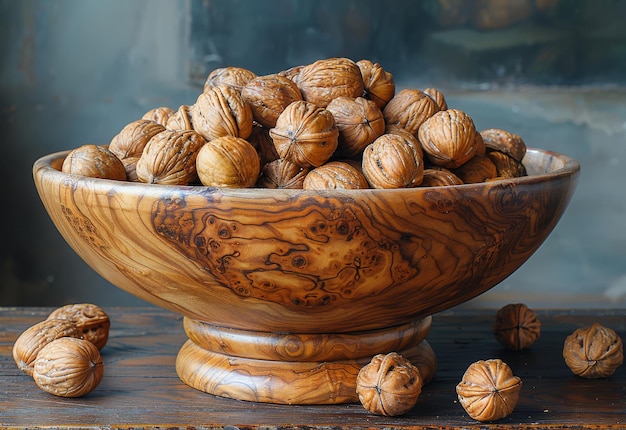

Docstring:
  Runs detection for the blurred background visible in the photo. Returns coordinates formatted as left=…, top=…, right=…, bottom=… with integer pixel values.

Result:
left=1, top=0, right=625, bottom=309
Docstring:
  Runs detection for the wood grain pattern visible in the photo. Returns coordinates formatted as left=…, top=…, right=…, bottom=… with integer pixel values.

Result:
left=31, top=148, right=579, bottom=404
left=32, top=149, right=579, bottom=333
left=2, top=307, right=625, bottom=428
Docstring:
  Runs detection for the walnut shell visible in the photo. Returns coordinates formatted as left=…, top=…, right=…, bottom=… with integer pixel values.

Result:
left=563, top=323, right=624, bottom=379
left=326, top=96, right=386, bottom=158
left=136, top=130, right=206, bottom=185
left=241, top=74, right=303, bottom=128
left=424, top=87, right=448, bottom=111
left=248, top=124, right=280, bottom=166
left=141, top=106, right=175, bottom=127
left=47, top=303, right=111, bottom=350
left=32, top=337, right=104, bottom=398
left=357, top=59, right=396, bottom=109
left=108, top=119, right=166, bottom=159
left=296, top=57, right=364, bottom=108
left=12, top=318, right=82, bottom=376
left=420, top=167, right=464, bottom=187
left=62, top=144, right=127, bottom=181
left=203, top=66, right=257, bottom=93
left=456, top=359, right=522, bottom=422
left=303, top=161, right=370, bottom=190
left=191, top=84, right=254, bottom=141
left=493, top=303, right=541, bottom=351
left=269, top=100, right=339, bottom=168
left=356, top=352, right=422, bottom=416
left=487, top=150, right=527, bottom=178
left=121, top=156, right=141, bottom=182
left=362, top=133, right=424, bottom=189
left=480, top=128, right=527, bottom=162
left=383, top=89, right=440, bottom=137
left=165, top=105, right=194, bottom=131
left=418, top=109, right=479, bottom=169
left=196, top=135, right=260, bottom=187
left=452, top=153, right=498, bottom=183
left=258, top=158, right=309, bottom=189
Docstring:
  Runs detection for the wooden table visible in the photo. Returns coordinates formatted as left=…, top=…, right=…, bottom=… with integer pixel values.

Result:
left=1, top=306, right=625, bottom=429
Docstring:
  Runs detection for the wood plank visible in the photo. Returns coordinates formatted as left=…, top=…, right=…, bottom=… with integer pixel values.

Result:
left=1, top=306, right=625, bottom=428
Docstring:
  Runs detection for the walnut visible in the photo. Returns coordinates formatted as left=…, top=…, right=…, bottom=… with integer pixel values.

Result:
left=420, top=168, right=464, bottom=187
left=563, top=323, right=623, bottom=379
left=196, top=136, right=260, bottom=188
left=296, top=57, right=364, bottom=108
left=258, top=158, right=308, bottom=189
left=269, top=100, right=339, bottom=168
left=241, top=74, right=303, bottom=128
left=456, top=359, right=522, bottom=422
left=108, top=119, right=166, bottom=159
left=136, top=130, right=206, bottom=185
left=383, top=89, right=440, bottom=137
left=141, top=106, right=175, bottom=127
left=191, top=84, right=254, bottom=141
left=487, top=150, right=527, bottom=178
left=326, top=96, right=385, bottom=158
left=278, top=65, right=304, bottom=83
left=362, top=133, right=424, bottom=189
left=248, top=124, right=280, bottom=166
left=357, top=59, right=396, bottom=109
left=452, top=154, right=498, bottom=183
left=12, top=319, right=81, bottom=376
left=493, top=303, right=541, bottom=351
left=62, top=144, right=127, bottom=181
left=357, top=352, right=422, bottom=416
left=303, top=161, right=370, bottom=190
left=480, top=128, right=527, bottom=162
left=384, top=124, right=424, bottom=158
left=32, top=337, right=104, bottom=398
left=418, top=109, right=479, bottom=169
left=203, top=66, right=257, bottom=93
left=424, top=87, right=448, bottom=111
left=121, top=156, right=141, bottom=182
left=165, top=105, right=194, bottom=131
left=47, top=303, right=111, bottom=350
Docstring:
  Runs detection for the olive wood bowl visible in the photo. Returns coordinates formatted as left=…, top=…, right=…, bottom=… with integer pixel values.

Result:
left=33, top=148, right=579, bottom=404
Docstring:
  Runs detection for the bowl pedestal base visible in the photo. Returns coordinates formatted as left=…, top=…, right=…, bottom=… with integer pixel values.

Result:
left=175, top=316, right=433, bottom=404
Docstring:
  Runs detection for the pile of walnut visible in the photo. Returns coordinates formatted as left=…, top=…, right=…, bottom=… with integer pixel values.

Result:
left=12, top=303, right=110, bottom=398
left=61, top=57, right=527, bottom=189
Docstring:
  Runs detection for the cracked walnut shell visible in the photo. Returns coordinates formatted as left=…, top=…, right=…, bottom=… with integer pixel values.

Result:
left=563, top=323, right=623, bottom=378
left=493, top=303, right=540, bottom=351
left=269, top=100, right=339, bottom=168
left=356, top=352, right=422, bottom=416
left=456, top=359, right=522, bottom=422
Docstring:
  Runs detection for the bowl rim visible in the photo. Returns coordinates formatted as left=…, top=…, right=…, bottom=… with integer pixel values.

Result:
left=33, top=147, right=580, bottom=198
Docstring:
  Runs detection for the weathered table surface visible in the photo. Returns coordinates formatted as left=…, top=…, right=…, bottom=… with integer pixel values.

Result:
left=1, top=306, right=625, bottom=429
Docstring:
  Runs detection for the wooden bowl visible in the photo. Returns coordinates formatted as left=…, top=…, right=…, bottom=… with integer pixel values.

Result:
left=33, top=148, right=579, bottom=404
